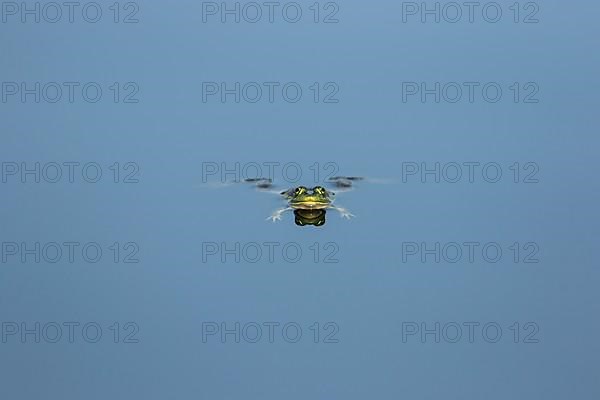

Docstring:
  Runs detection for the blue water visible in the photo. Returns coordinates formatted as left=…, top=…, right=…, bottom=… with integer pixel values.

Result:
left=1, top=0, right=599, bottom=398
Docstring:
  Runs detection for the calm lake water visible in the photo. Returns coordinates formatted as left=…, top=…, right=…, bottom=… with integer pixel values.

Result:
left=1, top=0, right=599, bottom=398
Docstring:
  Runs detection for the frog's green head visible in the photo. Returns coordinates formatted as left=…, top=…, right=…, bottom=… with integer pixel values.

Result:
left=284, top=186, right=333, bottom=210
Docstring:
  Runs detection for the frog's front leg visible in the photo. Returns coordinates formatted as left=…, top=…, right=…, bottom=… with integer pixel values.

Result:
left=266, top=207, right=293, bottom=222
left=330, top=205, right=355, bottom=219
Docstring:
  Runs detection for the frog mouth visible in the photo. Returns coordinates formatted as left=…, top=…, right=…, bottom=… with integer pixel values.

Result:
left=291, top=200, right=330, bottom=210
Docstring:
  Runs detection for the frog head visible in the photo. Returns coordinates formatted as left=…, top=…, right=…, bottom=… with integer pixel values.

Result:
left=283, top=186, right=333, bottom=210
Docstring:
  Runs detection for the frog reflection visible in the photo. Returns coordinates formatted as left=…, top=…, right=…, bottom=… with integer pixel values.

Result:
left=294, top=209, right=327, bottom=227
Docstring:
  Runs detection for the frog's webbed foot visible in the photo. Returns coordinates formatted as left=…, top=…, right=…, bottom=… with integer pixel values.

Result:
left=258, top=188, right=285, bottom=196
left=243, top=178, right=273, bottom=189
left=266, top=207, right=292, bottom=222
left=267, top=213, right=283, bottom=222
left=327, top=176, right=364, bottom=189
left=331, top=205, right=355, bottom=219
left=328, top=186, right=354, bottom=194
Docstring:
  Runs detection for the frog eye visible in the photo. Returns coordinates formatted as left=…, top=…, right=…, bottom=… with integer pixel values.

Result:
left=295, top=186, right=307, bottom=195
left=313, top=186, right=330, bottom=195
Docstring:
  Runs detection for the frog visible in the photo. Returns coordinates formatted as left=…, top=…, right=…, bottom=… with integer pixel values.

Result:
left=267, top=185, right=354, bottom=223
left=203, top=175, right=387, bottom=226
